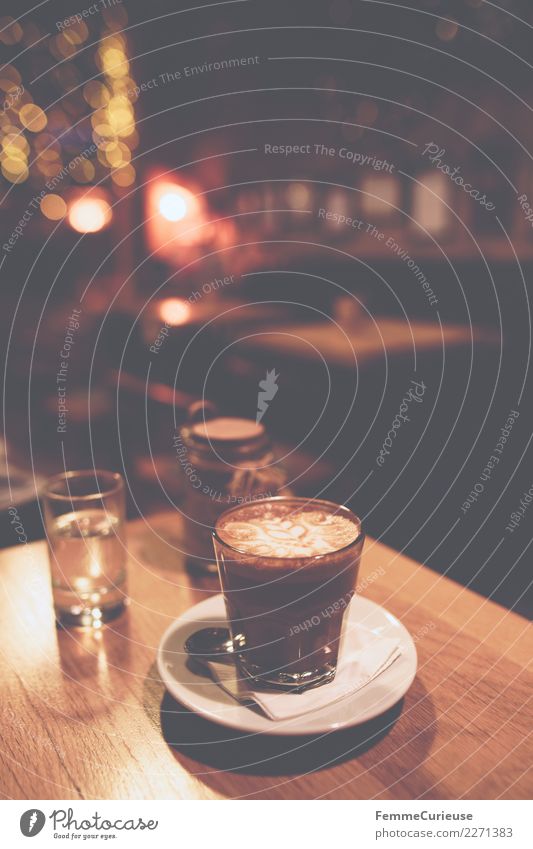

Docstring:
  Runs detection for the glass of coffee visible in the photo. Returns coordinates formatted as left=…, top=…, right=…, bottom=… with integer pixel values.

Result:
left=213, top=496, right=364, bottom=690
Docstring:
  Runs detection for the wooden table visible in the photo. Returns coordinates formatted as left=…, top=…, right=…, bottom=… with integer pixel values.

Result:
left=1, top=511, right=531, bottom=800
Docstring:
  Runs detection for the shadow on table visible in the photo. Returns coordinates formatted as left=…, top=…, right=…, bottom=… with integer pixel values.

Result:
left=145, top=658, right=437, bottom=795
left=159, top=687, right=404, bottom=777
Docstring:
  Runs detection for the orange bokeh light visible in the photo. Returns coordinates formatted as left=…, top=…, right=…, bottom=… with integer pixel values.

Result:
left=145, top=173, right=207, bottom=260
left=151, top=180, right=200, bottom=223
left=67, top=196, right=112, bottom=233
left=158, top=298, right=191, bottom=326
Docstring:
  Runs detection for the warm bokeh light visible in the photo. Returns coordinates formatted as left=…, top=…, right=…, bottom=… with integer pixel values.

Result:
left=111, top=164, right=135, bottom=187
left=101, top=47, right=129, bottom=79
left=0, top=17, right=23, bottom=45
left=67, top=196, right=112, bottom=233
left=2, top=133, right=29, bottom=155
left=54, top=32, right=78, bottom=59
left=0, top=123, right=20, bottom=137
left=98, top=140, right=131, bottom=167
left=2, top=156, right=27, bottom=173
left=287, top=182, right=311, bottom=210
left=19, top=103, right=47, bottom=132
left=150, top=180, right=201, bottom=223
left=71, top=159, right=95, bottom=183
left=2, top=158, right=28, bottom=182
left=83, top=81, right=110, bottom=109
left=145, top=175, right=207, bottom=260
left=90, top=18, right=137, bottom=186
left=102, top=4, right=128, bottom=29
left=40, top=194, right=67, bottom=220
left=1, top=65, right=21, bottom=84
left=63, top=21, right=89, bottom=46
left=36, top=160, right=63, bottom=178
left=47, top=108, right=69, bottom=131
left=158, top=298, right=191, bottom=326
left=159, top=191, right=188, bottom=221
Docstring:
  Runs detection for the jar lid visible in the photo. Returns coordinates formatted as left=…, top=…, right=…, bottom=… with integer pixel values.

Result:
left=190, top=417, right=265, bottom=444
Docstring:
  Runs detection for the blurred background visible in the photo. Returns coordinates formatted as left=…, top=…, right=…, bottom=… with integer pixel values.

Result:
left=1, top=0, right=531, bottom=615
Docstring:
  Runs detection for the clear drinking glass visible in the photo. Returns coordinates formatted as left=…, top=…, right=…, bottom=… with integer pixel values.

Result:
left=213, top=496, right=365, bottom=690
left=178, top=403, right=287, bottom=575
left=43, top=470, right=127, bottom=627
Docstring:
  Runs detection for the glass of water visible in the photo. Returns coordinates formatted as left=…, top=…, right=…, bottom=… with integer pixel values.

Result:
left=43, top=470, right=127, bottom=627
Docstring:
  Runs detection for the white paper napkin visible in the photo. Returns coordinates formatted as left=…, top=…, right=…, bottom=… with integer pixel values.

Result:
left=204, top=634, right=401, bottom=721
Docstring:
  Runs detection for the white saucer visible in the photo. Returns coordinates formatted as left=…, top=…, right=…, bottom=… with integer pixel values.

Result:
left=157, top=593, right=417, bottom=735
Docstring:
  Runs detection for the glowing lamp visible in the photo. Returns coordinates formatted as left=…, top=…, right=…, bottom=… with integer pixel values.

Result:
left=68, top=196, right=112, bottom=233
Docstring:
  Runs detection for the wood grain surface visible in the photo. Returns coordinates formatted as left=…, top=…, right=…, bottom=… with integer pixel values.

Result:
left=1, top=510, right=531, bottom=800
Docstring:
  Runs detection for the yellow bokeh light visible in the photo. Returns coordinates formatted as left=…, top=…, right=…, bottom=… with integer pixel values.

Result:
left=98, top=140, right=131, bottom=167
left=3, top=169, right=28, bottom=183
left=84, top=81, right=110, bottom=109
left=2, top=157, right=28, bottom=181
left=111, top=77, right=136, bottom=99
left=117, top=123, right=135, bottom=139
left=92, top=123, right=116, bottom=140
left=20, top=104, right=47, bottom=132
left=91, top=30, right=137, bottom=172
left=0, top=122, right=20, bottom=137
left=41, top=194, right=67, bottom=220
left=90, top=107, right=107, bottom=127
left=107, top=107, right=134, bottom=135
left=70, top=159, right=95, bottom=183
left=97, top=140, right=116, bottom=164
left=2, top=133, right=29, bottom=155
left=108, top=94, right=130, bottom=111
left=100, top=34, right=126, bottom=51
left=107, top=103, right=132, bottom=122
left=101, top=48, right=129, bottom=79
left=8, top=92, right=33, bottom=117
left=117, top=142, right=132, bottom=162
left=111, top=164, right=135, bottom=187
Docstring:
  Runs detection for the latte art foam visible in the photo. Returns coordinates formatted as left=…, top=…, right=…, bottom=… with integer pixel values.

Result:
left=219, top=509, right=359, bottom=558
